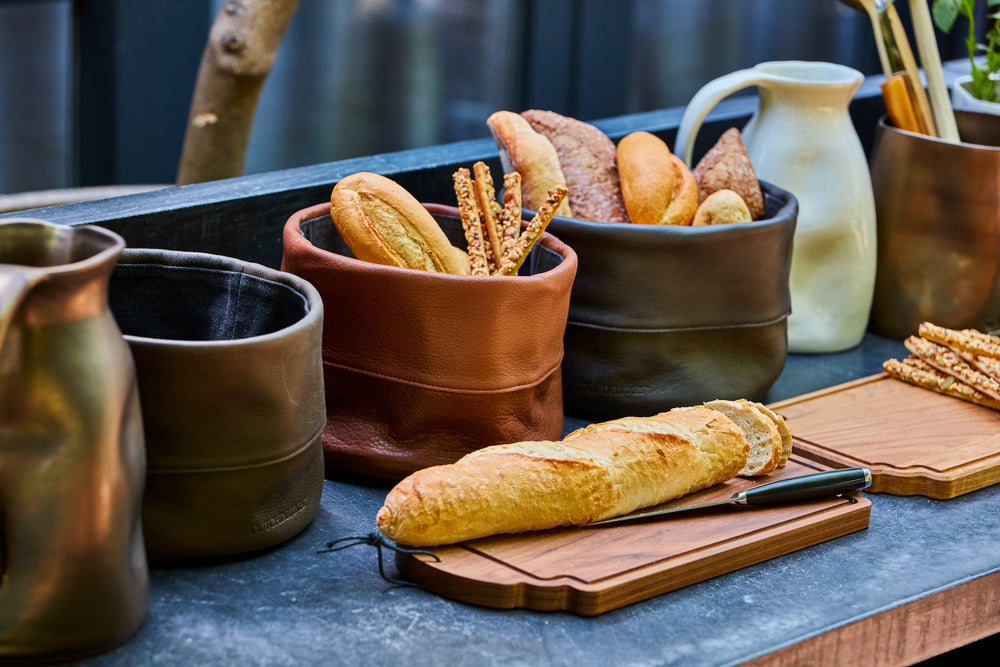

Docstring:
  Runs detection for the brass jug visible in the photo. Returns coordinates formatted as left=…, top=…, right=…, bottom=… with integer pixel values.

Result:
left=0, top=219, right=147, bottom=661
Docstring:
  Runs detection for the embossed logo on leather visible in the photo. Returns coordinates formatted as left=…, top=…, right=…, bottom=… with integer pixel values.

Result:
left=252, top=496, right=308, bottom=534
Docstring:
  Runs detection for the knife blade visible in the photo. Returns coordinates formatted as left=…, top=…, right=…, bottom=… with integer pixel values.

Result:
left=589, top=467, right=872, bottom=526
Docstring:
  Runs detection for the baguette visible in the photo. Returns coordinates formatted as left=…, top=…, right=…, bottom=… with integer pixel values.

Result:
left=616, top=131, right=698, bottom=226
left=486, top=111, right=572, bottom=219
left=376, top=406, right=749, bottom=547
left=329, top=172, right=470, bottom=274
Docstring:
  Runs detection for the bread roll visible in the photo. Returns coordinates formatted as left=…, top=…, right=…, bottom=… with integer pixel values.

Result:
left=692, top=128, right=765, bottom=220
left=329, top=172, right=470, bottom=275
left=376, top=406, right=749, bottom=546
left=616, top=131, right=698, bottom=226
left=692, top=189, right=753, bottom=226
left=520, top=109, right=629, bottom=223
left=704, top=399, right=782, bottom=476
left=487, top=111, right=573, bottom=219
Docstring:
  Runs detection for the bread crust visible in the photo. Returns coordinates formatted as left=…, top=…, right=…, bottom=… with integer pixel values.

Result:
left=692, top=128, right=765, bottom=220
left=330, top=172, right=470, bottom=274
left=617, top=131, right=698, bottom=225
left=486, top=111, right=572, bottom=219
left=376, top=406, right=749, bottom=546
left=521, top=109, right=629, bottom=223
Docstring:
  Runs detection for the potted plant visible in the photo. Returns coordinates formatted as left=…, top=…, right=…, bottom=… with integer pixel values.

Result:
left=933, top=0, right=1000, bottom=111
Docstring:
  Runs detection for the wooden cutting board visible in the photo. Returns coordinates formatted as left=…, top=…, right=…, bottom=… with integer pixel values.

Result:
left=770, top=373, right=1000, bottom=499
left=395, top=457, right=870, bottom=616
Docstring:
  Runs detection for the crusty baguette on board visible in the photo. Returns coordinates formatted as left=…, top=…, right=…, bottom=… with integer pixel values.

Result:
left=486, top=111, right=573, bottom=219
left=376, top=406, right=749, bottom=547
left=520, top=109, right=629, bottom=223
left=329, top=171, right=471, bottom=274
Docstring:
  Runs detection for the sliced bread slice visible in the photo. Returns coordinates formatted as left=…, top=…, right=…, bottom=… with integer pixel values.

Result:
left=753, top=403, right=793, bottom=467
left=704, top=399, right=783, bottom=476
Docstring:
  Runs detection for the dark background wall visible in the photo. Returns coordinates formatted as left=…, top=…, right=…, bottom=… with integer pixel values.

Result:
left=0, top=0, right=978, bottom=193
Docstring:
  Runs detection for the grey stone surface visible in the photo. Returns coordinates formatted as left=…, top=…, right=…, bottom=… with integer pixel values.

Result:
left=78, top=334, right=1000, bottom=666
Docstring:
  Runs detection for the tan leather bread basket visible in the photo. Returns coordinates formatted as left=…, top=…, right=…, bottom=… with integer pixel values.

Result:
left=282, top=202, right=578, bottom=480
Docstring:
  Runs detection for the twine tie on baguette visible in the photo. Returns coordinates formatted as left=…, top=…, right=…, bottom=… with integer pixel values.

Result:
left=317, top=532, right=439, bottom=587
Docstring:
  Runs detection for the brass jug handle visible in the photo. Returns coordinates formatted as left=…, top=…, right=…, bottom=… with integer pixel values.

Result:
left=0, top=266, right=37, bottom=358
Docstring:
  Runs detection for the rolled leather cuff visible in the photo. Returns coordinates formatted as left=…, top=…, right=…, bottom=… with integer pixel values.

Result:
left=109, top=249, right=326, bottom=561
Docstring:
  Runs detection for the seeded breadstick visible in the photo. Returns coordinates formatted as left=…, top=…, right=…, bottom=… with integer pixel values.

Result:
left=904, top=335, right=1000, bottom=401
left=472, top=161, right=505, bottom=272
left=883, top=356, right=1000, bottom=410
left=453, top=167, right=490, bottom=276
left=499, top=185, right=567, bottom=276
left=958, top=350, right=1000, bottom=385
left=918, top=321, right=1000, bottom=360
left=500, top=171, right=522, bottom=256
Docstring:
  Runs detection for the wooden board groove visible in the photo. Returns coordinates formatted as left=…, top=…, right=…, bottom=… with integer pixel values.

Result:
left=770, top=373, right=1000, bottom=499
left=396, top=457, right=871, bottom=615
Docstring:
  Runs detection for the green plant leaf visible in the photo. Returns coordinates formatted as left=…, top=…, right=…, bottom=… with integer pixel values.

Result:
left=933, top=0, right=962, bottom=31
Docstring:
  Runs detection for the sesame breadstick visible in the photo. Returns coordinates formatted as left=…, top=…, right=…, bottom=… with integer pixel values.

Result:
left=500, top=171, right=522, bottom=256
left=883, top=356, right=1000, bottom=411
left=904, top=335, right=1000, bottom=401
left=453, top=167, right=490, bottom=276
left=918, top=322, right=1000, bottom=360
left=499, top=185, right=567, bottom=276
left=472, top=161, right=505, bottom=273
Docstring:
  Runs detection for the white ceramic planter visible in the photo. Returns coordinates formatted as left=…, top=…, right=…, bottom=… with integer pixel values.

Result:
left=951, top=74, right=1000, bottom=115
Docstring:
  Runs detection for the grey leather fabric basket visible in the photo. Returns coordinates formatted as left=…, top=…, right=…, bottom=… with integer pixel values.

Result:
left=108, top=249, right=326, bottom=561
left=547, top=181, right=798, bottom=420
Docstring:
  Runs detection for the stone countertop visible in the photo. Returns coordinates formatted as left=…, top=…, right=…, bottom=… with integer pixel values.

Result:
left=80, top=334, right=1000, bottom=666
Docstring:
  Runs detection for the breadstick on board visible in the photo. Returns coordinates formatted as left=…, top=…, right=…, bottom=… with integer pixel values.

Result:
left=904, top=335, right=1000, bottom=401
left=472, top=161, right=505, bottom=271
left=883, top=356, right=1000, bottom=411
left=498, top=185, right=567, bottom=276
left=957, top=351, right=1000, bottom=385
left=453, top=167, right=490, bottom=276
left=918, top=322, right=1000, bottom=361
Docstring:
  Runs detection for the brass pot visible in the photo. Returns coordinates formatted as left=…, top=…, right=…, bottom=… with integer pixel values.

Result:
left=1, top=219, right=147, bottom=661
left=869, top=111, right=1000, bottom=337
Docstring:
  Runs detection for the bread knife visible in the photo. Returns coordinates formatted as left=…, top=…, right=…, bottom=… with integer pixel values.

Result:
left=589, top=467, right=872, bottom=526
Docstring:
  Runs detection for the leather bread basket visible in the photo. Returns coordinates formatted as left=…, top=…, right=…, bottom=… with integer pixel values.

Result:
left=108, top=249, right=326, bottom=561
left=547, top=181, right=797, bottom=420
left=281, top=202, right=578, bottom=480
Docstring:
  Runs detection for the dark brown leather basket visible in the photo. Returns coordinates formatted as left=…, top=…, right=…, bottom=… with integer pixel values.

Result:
left=547, top=181, right=798, bottom=420
left=109, top=249, right=327, bottom=561
left=282, top=202, right=578, bottom=480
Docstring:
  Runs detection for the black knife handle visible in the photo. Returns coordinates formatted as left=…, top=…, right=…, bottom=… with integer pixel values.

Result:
left=738, top=467, right=872, bottom=505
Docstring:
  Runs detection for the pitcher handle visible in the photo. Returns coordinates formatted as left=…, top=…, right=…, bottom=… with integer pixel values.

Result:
left=674, top=68, right=771, bottom=166
left=0, top=267, right=36, bottom=358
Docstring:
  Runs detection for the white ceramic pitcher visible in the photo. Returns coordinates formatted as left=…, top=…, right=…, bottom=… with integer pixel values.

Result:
left=675, top=61, right=877, bottom=353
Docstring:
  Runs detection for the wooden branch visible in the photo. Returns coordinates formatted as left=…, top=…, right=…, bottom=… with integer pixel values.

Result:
left=176, top=0, right=299, bottom=185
